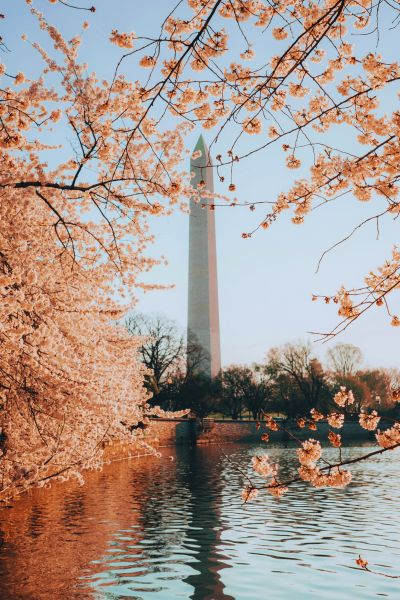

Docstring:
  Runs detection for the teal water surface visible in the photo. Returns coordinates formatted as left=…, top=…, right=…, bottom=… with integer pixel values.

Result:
left=0, top=443, right=399, bottom=599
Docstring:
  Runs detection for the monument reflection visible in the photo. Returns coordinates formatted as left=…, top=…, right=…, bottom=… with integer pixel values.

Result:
left=179, top=444, right=235, bottom=600
left=86, top=444, right=235, bottom=599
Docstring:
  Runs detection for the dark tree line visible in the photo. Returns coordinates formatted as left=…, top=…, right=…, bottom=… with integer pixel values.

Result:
left=126, top=314, right=399, bottom=420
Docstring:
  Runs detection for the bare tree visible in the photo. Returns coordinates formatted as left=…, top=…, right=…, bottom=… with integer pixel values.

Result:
left=327, top=344, right=363, bottom=378
left=125, top=314, right=185, bottom=395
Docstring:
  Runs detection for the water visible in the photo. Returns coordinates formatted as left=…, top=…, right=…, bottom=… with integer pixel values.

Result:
left=0, top=443, right=399, bottom=599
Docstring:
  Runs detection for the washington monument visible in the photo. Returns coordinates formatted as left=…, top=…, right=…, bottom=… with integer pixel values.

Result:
left=187, top=135, right=221, bottom=379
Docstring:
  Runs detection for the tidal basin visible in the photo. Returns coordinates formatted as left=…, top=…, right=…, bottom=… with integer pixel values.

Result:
left=0, top=443, right=399, bottom=600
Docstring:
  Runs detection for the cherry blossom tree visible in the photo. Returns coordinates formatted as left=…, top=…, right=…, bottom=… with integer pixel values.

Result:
left=0, top=2, right=192, bottom=501
left=2, top=0, right=400, bottom=525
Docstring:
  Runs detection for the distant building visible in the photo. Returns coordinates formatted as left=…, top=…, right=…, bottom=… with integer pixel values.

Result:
left=187, top=135, right=221, bottom=379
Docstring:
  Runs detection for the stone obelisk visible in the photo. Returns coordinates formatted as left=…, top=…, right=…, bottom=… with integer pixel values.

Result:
left=187, top=135, right=221, bottom=379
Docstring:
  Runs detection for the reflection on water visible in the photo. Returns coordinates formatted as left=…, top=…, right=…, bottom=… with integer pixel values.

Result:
left=0, top=444, right=400, bottom=599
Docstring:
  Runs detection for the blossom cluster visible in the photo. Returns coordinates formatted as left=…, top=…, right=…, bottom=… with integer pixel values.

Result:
left=109, top=29, right=136, bottom=49
left=376, top=423, right=400, bottom=449
left=246, top=385, right=399, bottom=501
left=334, top=387, right=355, bottom=407
left=359, top=411, right=380, bottom=431
left=252, top=454, right=277, bottom=477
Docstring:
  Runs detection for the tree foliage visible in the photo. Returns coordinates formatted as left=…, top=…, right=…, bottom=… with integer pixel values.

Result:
left=221, top=365, right=272, bottom=419
left=129, top=314, right=398, bottom=421
left=266, top=342, right=331, bottom=416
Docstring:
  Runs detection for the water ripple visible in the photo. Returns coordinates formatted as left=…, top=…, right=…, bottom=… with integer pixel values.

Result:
left=0, top=443, right=399, bottom=599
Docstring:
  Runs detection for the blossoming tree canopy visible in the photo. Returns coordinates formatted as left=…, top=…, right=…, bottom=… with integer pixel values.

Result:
left=0, top=2, right=193, bottom=501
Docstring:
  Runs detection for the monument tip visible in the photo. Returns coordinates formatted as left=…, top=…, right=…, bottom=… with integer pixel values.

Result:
left=193, top=134, right=208, bottom=158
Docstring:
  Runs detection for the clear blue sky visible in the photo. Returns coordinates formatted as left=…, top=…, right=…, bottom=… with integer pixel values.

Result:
left=5, top=0, right=399, bottom=369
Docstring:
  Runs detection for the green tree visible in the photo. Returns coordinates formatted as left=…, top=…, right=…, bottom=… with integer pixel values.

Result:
left=221, top=366, right=253, bottom=419
left=179, top=373, right=221, bottom=419
left=266, top=342, right=331, bottom=418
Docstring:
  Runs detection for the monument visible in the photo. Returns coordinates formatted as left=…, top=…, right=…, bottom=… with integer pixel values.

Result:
left=187, top=135, right=221, bottom=379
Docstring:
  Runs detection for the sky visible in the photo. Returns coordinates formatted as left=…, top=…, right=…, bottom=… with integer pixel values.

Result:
left=4, top=0, right=400, bottom=370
